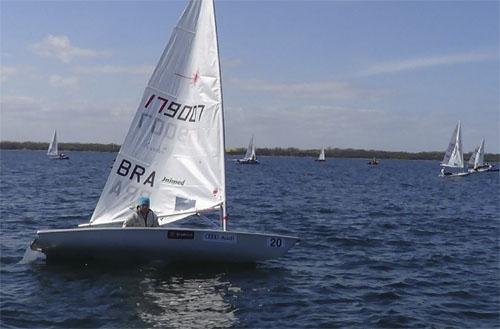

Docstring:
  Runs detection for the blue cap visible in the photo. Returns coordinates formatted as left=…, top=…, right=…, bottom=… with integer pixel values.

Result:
left=138, top=196, right=150, bottom=206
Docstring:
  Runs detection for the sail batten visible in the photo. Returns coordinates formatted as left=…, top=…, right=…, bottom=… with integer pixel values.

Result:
left=90, top=0, right=225, bottom=226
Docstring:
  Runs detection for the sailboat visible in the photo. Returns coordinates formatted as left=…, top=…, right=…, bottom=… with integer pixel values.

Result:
left=237, top=135, right=259, bottom=164
left=31, top=0, right=297, bottom=263
left=439, top=121, right=469, bottom=177
left=315, top=147, right=325, bottom=162
left=47, top=130, right=69, bottom=160
left=467, top=139, right=497, bottom=173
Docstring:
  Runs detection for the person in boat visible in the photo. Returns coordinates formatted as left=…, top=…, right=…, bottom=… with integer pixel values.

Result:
left=123, top=196, right=159, bottom=227
left=440, top=168, right=452, bottom=176
left=59, top=153, right=65, bottom=159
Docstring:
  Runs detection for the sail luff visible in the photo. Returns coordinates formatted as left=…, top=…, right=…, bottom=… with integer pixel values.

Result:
left=456, top=121, right=464, bottom=168
left=212, top=0, right=228, bottom=230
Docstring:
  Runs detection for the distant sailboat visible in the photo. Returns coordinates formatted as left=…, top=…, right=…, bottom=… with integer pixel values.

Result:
left=31, top=0, right=297, bottom=263
left=367, top=157, right=379, bottom=165
left=237, top=135, right=259, bottom=164
left=439, top=121, right=469, bottom=177
left=315, top=147, right=326, bottom=162
left=47, top=130, right=69, bottom=160
left=468, top=139, right=497, bottom=173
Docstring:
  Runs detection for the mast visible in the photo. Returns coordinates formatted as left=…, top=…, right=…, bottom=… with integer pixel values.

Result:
left=212, top=0, right=228, bottom=231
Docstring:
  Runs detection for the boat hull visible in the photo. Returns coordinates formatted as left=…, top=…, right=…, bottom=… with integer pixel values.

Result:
left=31, top=227, right=298, bottom=263
left=48, top=155, right=69, bottom=160
left=439, top=172, right=470, bottom=177
left=468, top=165, right=498, bottom=173
left=237, top=159, right=259, bottom=164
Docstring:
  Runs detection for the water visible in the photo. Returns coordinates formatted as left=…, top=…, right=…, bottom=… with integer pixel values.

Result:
left=1, top=150, right=499, bottom=328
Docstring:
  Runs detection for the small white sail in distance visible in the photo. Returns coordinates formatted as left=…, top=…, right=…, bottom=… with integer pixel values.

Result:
left=243, top=135, right=256, bottom=161
left=468, top=145, right=478, bottom=167
left=469, top=138, right=485, bottom=169
left=89, top=0, right=225, bottom=227
left=47, top=130, right=58, bottom=156
left=318, top=147, right=325, bottom=161
left=441, top=121, right=465, bottom=168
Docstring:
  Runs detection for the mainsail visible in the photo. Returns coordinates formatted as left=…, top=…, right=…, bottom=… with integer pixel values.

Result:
left=468, top=145, right=478, bottom=167
left=243, top=136, right=256, bottom=161
left=468, top=139, right=485, bottom=169
left=47, top=130, right=58, bottom=156
left=475, top=139, right=485, bottom=169
left=90, top=0, right=225, bottom=226
left=441, top=121, right=464, bottom=168
left=318, top=148, right=325, bottom=161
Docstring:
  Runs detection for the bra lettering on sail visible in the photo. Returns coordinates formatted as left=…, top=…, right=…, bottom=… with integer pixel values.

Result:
left=116, top=159, right=156, bottom=187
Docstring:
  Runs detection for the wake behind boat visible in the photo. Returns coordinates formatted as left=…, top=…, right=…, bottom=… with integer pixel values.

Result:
left=31, top=0, right=297, bottom=264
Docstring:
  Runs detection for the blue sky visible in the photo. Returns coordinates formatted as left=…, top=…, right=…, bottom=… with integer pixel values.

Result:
left=1, top=0, right=498, bottom=152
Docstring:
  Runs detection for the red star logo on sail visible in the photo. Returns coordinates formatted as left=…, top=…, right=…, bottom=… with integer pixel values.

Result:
left=175, top=69, right=200, bottom=85
left=192, top=70, right=200, bottom=84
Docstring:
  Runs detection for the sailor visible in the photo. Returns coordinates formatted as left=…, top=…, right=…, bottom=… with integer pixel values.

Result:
left=123, top=196, right=160, bottom=227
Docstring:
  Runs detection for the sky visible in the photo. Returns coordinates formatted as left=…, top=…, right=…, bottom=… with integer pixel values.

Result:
left=1, top=0, right=499, bottom=153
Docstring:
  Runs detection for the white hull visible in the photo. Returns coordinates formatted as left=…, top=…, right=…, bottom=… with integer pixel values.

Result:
left=31, top=227, right=298, bottom=263
left=468, top=165, right=497, bottom=173
left=48, top=155, right=69, bottom=160
left=438, top=171, right=470, bottom=177
left=237, top=159, right=259, bottom=164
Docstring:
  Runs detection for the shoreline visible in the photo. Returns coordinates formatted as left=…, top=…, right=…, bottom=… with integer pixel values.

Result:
left=2, top=141, right=499, bottom=162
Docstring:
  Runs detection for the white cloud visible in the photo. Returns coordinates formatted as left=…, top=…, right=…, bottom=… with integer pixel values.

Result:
left=359, top=51, right=498, bottom=76
left=73, top=65, right=154, bottom=75
left=32, top=35, right=111, bottom=63
left=49, top=75, right=79, bottom=89
left=0, top=66, right=17, bottom=82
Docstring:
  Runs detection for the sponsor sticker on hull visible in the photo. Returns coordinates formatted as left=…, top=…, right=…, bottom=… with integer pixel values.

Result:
left=203, top=232, right=237, bottom=244
left=167, top=230, right=194, bottom=240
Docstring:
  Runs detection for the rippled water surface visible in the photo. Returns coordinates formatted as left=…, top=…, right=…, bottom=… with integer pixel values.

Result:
left=1, top=150, right=499, bottom=328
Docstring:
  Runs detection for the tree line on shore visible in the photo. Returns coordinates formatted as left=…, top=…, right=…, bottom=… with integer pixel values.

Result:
left=1, top=141, right=499, bottom=162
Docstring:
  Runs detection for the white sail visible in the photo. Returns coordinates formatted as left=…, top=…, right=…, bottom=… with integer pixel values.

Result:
left=47, top=130, right=58, bottom=156
left=468, top=145, right=478, bottom=167
left=441, top=121, right=464, bottom=168
left=90, top=0, right=225, bottom=226
left=474, top=139, right=485, bottom=169
left=318, top=148, right=325, bottom=161
left=243, top=136, right=256, bottom=161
